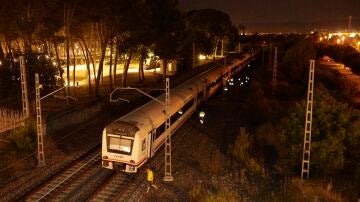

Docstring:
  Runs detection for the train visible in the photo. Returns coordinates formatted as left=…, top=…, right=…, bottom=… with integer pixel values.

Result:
left=101, top=52, right=257, bottom=173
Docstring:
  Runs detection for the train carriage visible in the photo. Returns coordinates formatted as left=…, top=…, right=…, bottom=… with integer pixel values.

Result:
left=102, top=53, right=255, bottom=172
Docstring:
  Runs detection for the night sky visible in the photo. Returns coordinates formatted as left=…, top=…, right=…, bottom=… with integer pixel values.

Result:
left=179, top=0, right=360, bottom=32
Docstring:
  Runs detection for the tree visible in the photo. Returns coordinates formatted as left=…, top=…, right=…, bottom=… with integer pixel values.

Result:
left=185, top=9, right=233, bottom=57
left=279, top=83, right=360, bottom=178
left=148, top=0, right=182, bottom=79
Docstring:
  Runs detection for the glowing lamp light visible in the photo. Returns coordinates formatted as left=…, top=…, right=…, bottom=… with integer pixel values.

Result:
left=199, top=111, right=205, bottom=118
left=350, top=33, right=356, bottom=38
left=198, top=54, right=206, bottom=60
left=0, top=60, right=2, bottom=66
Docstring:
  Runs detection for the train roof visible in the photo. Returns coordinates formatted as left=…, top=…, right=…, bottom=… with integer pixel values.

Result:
left=106, top=55, right=253, bottom=135
left=106, top=121, right=139, bottom=137
left=114, top=78, right=203, bottom=133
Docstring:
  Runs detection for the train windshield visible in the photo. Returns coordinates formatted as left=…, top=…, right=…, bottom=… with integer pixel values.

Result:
left=108, top=136, right=133, bottom=155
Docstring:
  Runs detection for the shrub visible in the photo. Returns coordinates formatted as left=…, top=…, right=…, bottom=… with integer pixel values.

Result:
left=9, top=119, right=36, bottom=155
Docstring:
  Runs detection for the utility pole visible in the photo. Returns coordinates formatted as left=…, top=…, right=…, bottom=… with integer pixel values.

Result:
left=268, top=42, right=273, bottom=66
left=348, top=16, right=352, bottom=31
left=221, top=39, right=224, bottom=57
left=109, top=78, right=173, bottom=181
left=301, top=60, right=315, bottom=180
left=35, top=73, right=46, bottom=167
left=262, top=46, right=265, bottom=67
left=20, top=56, right=29, bottom=118
left=192, top=42, right=196, bottom=69
left=163, top=78, right=173, bottom=181
left=272, top=47, right=278, bottom=95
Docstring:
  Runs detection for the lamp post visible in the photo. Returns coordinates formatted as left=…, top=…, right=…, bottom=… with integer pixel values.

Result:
left=110, top=78, right=173, bottom=181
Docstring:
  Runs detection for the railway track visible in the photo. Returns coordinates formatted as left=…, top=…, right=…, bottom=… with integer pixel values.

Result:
left=19, top=111, right=228, bottom=201
left=15, top=106, right=207, bottom=202
left=21, top=146, right=102, bottom=201
left=88, top=172, right=135, bottom=201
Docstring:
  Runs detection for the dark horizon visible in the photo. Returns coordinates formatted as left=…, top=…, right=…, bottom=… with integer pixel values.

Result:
left=179, top=0, right=360, bottom=33
left=244, top=19, right=360, bottom=33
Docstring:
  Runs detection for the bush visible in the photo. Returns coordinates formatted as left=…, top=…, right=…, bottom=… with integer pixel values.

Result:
left=9, top=119, right=36, bottom=155
left=189, top=183, right=239, bottom=202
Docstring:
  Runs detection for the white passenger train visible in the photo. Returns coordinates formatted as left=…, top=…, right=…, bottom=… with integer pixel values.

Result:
left=102, top=53, right=256, bottom=172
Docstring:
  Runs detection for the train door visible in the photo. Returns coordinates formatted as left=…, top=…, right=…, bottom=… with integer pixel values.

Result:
left=147, top=130, right=155, bottom=158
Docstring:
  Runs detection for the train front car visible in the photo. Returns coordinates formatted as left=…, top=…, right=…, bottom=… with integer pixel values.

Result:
left=102, top=121, right=141, bottom=172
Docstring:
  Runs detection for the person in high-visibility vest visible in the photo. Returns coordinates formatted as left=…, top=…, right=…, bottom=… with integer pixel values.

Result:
left=146, top=167, right=158, bottom=193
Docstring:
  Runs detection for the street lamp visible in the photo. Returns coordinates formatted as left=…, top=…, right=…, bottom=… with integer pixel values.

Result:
left=110, top=78, right=174, bottom=181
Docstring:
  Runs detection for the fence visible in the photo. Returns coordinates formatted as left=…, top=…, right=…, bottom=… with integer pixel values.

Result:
left=0, top=108, right=26, bottom=134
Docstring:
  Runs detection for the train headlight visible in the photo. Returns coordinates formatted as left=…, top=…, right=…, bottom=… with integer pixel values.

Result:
left=103, top=155, right=108, bottom=159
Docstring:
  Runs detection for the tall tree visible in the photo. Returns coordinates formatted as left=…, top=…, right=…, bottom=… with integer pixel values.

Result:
left=148, top=0, right=182, bottom=80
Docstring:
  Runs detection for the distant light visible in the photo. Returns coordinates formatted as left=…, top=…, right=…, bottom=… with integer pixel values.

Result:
left=199, top=111, right=205, bottom=118
left=178, top=110, right=183, bottom=115
left=337, top=39, right=341, bottom=44
left=53, top=61, right=57, bottom=66
left=198, top=54, right=206, bottom=60
left=0, top=60, right=2, bottom=66
left=350, top=33, right=356, bottom=38
left=247, top=64, right=250, bottom=67
left=223, top=87, right=228, bottom=91
left=45, top=55, right=49, bottom=59
left=319, top=37, right=323, bottom=41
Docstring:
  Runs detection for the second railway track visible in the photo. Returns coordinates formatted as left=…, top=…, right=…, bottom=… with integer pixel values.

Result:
left=22, top=146, right=102, bottom=201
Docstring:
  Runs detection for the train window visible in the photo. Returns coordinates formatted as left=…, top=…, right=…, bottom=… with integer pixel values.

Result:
left=156, top=123, right=166, bottom=138
left=182, top=99, right=194, bottom=113
left=142, top=139, right=146, bottom=151
left=171, top=113, right=179, bottom=123
left=108, top=137, right=133, bottom=155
